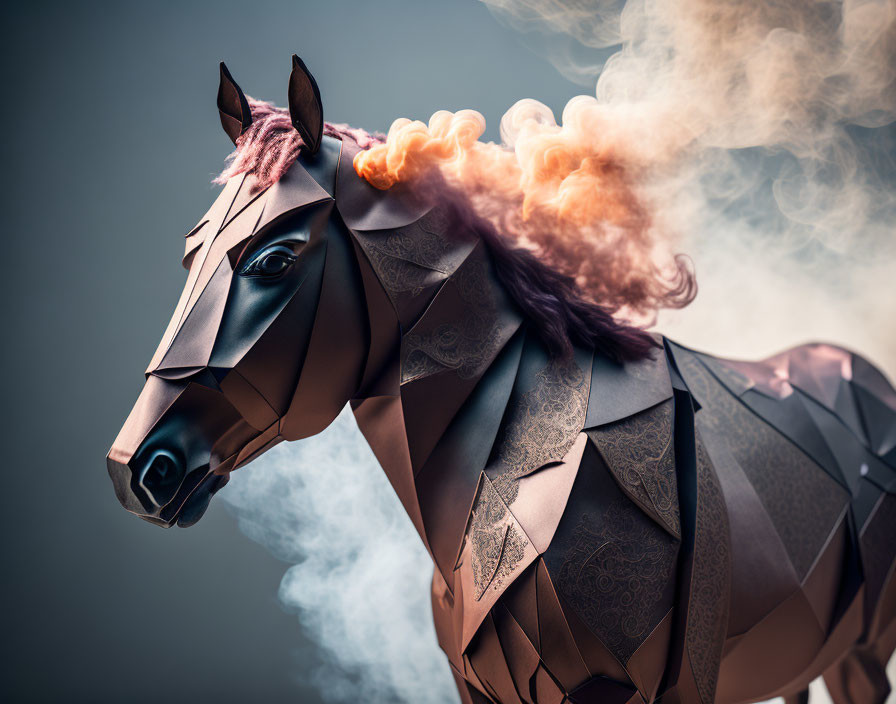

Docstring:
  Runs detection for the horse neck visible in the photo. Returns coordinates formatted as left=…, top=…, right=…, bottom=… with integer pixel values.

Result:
left=349, top=204, right=527, bottom=552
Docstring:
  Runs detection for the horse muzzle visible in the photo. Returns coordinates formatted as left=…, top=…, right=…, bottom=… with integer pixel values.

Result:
left=107, top=374, right=255, bottom=527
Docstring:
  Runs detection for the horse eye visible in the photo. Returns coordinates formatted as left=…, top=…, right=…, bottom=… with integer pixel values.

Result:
left=239, top=244, right=298, bottom=278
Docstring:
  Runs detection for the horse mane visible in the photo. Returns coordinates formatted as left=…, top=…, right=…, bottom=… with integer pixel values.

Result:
left=217, top=98, right=663, bottom=363
left=458, top=206, right=659, bottom=362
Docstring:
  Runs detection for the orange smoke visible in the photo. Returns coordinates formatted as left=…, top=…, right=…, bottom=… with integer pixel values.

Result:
left=354, top=99, right=694, bottom=320
left=353, top=0, right=896, bottom=327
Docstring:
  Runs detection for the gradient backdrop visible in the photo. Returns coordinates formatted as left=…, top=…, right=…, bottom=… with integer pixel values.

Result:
left=3, top=1, right=894, bottom=703
left=0, top=2, right=582, bottom=701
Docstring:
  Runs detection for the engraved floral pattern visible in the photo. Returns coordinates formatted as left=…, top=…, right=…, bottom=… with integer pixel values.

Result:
left=354, top=206, right=459, bottom=296
left=402, top=258, right=506, bottom=382
left=587, top=400, right=680, bottom=537
left=491, top=358, right=589, bottom=505
left=469, top=478, right=528, bottom=600
left=555, top=497, right=678, bottom=663
left=468, top=357, right=588, bottom=599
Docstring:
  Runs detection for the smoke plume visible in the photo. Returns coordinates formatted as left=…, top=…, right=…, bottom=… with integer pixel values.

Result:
left=353, top=101, right=697, bottom=322
left=222, top=2, right=895, bottom=703
left=356, top=0, right=896, bottom=348
left=221, top=409, right=458, bottom=703
left=485, top=0, right=896, bottom=376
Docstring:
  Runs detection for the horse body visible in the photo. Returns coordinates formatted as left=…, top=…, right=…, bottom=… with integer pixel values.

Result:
left=345, top=142, right=896, bottom=702
left=107, top=61, right=896, bottom=704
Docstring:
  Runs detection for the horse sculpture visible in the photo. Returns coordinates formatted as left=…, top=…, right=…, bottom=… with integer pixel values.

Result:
left=107, top=57, right=896, bottom=704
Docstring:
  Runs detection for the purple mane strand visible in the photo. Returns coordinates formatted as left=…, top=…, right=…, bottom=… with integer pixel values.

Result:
left=215, top=98, right=384, bottom=192
left=450, top=202, right=661, bottom=363
left=215, top=99, right=661, bottom=362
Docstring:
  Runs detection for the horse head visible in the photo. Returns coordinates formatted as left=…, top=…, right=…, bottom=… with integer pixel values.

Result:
left=106, top=57, right=423, bottom=527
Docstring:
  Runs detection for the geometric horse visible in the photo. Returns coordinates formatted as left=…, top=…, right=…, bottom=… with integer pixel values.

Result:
left=107, top=57, right=896, bottom=703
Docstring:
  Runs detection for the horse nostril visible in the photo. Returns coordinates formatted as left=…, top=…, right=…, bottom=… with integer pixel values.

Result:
left=138, top=449, right=185, bottom=507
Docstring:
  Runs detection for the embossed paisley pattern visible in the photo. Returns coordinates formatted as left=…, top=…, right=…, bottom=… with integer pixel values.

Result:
left=364, top=250, right=443, bottom=296
left=402, top=257, right=507, bottom=381
left=675, top=349, right=847, bottom=578
left=687, top=432, right=731, bottom=704
left=354, top=206, right=460, bottom=296
left=468, top=357, right=588, bottom=600
left=492, top=358, right=589, bottom=505
left=556, top=497, right=678, bottom=663
left=469, top=478, right=529, bottom=600
left=587, top=400, right=680, bottom=537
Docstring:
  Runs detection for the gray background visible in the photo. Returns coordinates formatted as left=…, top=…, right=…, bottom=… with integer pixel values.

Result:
left=0, top=1, right=580, bottom=701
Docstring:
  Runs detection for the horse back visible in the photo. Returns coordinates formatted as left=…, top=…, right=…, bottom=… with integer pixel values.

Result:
left=668, top=341, right=896, bottom=702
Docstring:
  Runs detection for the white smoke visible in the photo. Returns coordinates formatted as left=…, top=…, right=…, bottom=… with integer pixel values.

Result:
left=220, top=408, right=459, bottom=703
left=479, top=0, right=896, bottom=378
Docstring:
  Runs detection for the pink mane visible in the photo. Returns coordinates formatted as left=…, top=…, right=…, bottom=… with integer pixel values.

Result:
left=215, top=97, right=383, bottom=192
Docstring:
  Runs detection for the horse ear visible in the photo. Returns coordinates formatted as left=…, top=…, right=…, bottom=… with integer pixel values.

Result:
left=288, top=54, right=323, bottom=156
left=217, top=62, right=252, bottom=144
